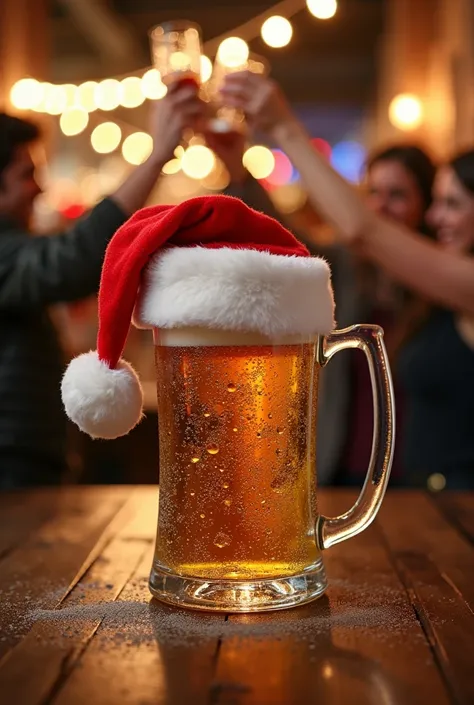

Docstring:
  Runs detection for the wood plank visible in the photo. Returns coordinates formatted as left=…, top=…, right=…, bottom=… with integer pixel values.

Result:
left=435, top=493, right=474, bottom=545
left=377, top=492, right=474, bottom=705
left=211, top=491, right=450, bottom=705
left=0, top=491, right=56, bottom=560
left=50, top=516, right=225, bottom=705
left=0, top=486, right=129, bottom=660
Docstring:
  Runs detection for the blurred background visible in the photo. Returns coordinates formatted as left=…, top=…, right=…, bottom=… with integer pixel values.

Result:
left=1, top=0, right=473, bottom=483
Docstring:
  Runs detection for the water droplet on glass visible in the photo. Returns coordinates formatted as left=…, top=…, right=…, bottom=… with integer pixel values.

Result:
left=214, top=532, right=231, bottom=548
left=219, top=468, right=225, bottom=473
left=256, top=432, right=262, bottom=439
left=203, top=412, right=211, bottom=418
left=190, top=491, right=195, bottom=496
left=200, top=513, right=206, bottom=519
left=277, top=427, right=284, bottom=435
left=223, top=482, right=230, bottom=489
left=224, top=498, right=232, bottom=507
left=268, top=413, right=273, bottom=419
left=276, top=449, right=281, bottom=456
left=232, top=427, right=238, bottom=433
left=261, top=499, right=266, bottom=505
left=207, top=444, right=219, bottom=455
left=227, top=383, right=236, bottom=392
left=191, top=456, right=200, bottom=464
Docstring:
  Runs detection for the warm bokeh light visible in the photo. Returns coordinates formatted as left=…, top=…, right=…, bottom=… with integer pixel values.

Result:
left=10, top=78, right=44, bottom=110
left=59, top=107, right=89, bottom=136
left=243, top=145, right=275, bottom=179
left=44, top=85, right=68, bottom=115
left=141, top=69, right=167, bottom=100
left=120, top=76, right=145, bottom=108
left=76, top=81, right=98, bottom=112
left=265, top=149, right=293, bottom=186
left=306, top=0, right=338, bottom=19
left=216, top=37, right=249, bottom=69
left=271, top=184, right=307, bottom=213
left=91, top=122, right=122, bottom=154
left=200, top=158, right=231, bottom=191
left=389, top=93, right=423, bottom=131
left=162, top=159, right=182, bottom=175
left=311, top=137, right=332, bottom=160
left=200, top=55, right=213, bottom=83
left=122, top=132, right=154, bottom=165
left=181, top=145, right=216, bottom=179
left=63, top=84, right=77, bottom=109
left=94, top=79, right=121, bottom=111
left=261, top=16, right=293, bottom=48
left=169, top=51, right=192, bottom=72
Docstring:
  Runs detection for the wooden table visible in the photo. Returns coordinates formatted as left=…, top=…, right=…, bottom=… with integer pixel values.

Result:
left=0, top=488, right=473, bottom=705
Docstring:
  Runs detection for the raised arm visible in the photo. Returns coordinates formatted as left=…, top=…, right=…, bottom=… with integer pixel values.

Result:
left=221, top=72, right=474, bottom=316
left=0, top=85, right=202, bottom=311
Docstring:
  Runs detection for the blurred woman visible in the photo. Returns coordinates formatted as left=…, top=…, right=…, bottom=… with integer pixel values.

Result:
left=222, top=72, right=474, bottom=489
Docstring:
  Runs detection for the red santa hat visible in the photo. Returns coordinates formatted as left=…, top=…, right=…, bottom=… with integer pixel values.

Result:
left=61, top=195, right=335, bottom=439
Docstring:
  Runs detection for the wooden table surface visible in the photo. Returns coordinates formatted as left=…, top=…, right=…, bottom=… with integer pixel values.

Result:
left=0, top=487, right=473, bottom=705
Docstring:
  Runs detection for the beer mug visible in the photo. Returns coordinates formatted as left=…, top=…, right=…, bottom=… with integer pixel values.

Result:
left=150, top=325, right=394, bottom=612
left=60, top=195, right=394, bottom=614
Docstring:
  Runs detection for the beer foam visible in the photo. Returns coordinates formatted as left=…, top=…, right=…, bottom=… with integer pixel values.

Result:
left=153, top=326, right=317, bottom=347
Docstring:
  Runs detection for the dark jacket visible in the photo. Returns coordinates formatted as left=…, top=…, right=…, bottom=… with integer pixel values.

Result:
left=0, top=198, right=127, bottom=484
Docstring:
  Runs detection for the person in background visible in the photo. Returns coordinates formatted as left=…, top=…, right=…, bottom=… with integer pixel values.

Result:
left=222, top=71, right=474, bottom=489
left=0, top=84, right=203, bottom=488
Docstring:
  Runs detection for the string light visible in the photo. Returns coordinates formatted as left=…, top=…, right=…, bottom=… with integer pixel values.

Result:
left=119, top=76, right=145, bottom=108
left=200, top=55, right=213, bottom=83
left=181, top=145, right=216, bottom=179
left=44, top=85, right=68, bottom=115
left=94, top=79, right=121, bottom=111
left=306, top=0, right=338, bottom=19
left=388, top=94, right=423, bottom=131
left=91, top=122, right=122, bottom=154
left=261, top=16, right=293, bottom=48
left=162, top=159, right=182, bottom=175
left=60, top=107, right=89, bottom=136
left=243, top=145, right=275, bottom=179
left=75, top=82, right=98, bottom=112
left=63, top=84, right=77, bottom=109
left=122, top=132, right=154, bottom=165
left=10, top=78, right=44, bottom=110
left=141, top=69, right=167, bottom=100
left=216, top=37, right=249, bottom=68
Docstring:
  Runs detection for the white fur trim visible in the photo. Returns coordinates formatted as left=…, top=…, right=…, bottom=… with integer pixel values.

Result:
left=61, top=351, right=143, bottom=439
left=134, top=247, right=335, bottom=337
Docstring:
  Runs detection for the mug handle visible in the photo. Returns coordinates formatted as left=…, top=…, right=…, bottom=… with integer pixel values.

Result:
left=316, top=324, right=395, bottom=549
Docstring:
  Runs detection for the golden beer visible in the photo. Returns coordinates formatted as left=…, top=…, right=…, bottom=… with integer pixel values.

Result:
left=153, top=340, right=320, bottom=581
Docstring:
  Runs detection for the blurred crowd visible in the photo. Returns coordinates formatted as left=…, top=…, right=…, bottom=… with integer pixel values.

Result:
left=1, top=71, right=473, bottom=490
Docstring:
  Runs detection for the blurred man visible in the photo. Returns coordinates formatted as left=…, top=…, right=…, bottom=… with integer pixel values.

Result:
left=0, top=85, right=202, bottom=488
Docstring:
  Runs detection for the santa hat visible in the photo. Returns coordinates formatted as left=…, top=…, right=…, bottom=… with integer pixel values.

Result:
left=61, top=195, right=335, bottom=440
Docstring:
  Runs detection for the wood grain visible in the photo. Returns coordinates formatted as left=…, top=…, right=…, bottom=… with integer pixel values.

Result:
left=435, top=493, right=474, bottom=545
left=377, top=492, right=474, bottom=705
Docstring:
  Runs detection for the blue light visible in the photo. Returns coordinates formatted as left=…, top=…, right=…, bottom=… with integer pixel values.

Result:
left=330, top=141, right=367, bottom=183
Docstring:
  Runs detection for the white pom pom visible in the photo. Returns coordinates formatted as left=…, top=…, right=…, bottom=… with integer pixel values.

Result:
left=61, top=351, right=144, bottom=439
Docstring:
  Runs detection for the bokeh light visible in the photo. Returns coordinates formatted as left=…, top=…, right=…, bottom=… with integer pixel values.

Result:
left=265, top=149, right=294, bottom=186
left=76, top=81, right=99, bottom=112
left=122, top=132, right=154, bottom=165
left=44, top=85, right=68, bottom=115
left=271, top=184, right=307, bottom=213
left=243, top=145, right=275, bottom=179
left=311, top=137, right=332, bottom=160
left=141, top=69, right=167, bottom=100
left=200, top=55, right=213, bottom=83
left=389, top=93, right=423, bottom=131
left=306, top=0, right=338, bottom=19
left=181, top=145, right=216, bottom=179
left=10, top=78, right=44, bottom=111
left=120, top=76, right=145, bottom=109
left=216, top=37, right=249, bottom=68
left=91, top=122, right=122, bottom=154
left=330, top=141, right=366, bottom=183
left=162, top=159, right=182, bottom=175
left=60, top=107, right=89, bottom=136
left=94, top=79, right=121, bottom=111
left=261, top=16, right=293, bottom=48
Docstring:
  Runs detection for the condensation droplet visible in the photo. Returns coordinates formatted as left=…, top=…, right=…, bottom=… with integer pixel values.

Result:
left=268, top=413, right=273, bottom=419
left=223, top=482, right=230, bottom=489
left=227, top=383, right=236, bottom=392
left=203, top=412, right=211, bottom=418
left=276, top=449, right=281, bottom=456
left=261, top=499, right=266, bottom=505
left=219, top=468, right=225, bottom=473
left=207, top=444, right=219, bottom=455
left=256, top=432, right=262, bottom=439
left=190, top=492, right=195, bottom=496
left=213, top=532, right=231, bottom=548
left=232, top=427, right=238, bottom=433
left=191, top=456, right=200, bottom=464
left=200, top=513, right=206, bottom=519
left=277, top=427, right=284, bottom=435
left=223, top=498, right=232, bottom=507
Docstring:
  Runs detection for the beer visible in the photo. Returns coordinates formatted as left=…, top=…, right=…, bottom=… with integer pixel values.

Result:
left=153, top=337, right=321, bottom=581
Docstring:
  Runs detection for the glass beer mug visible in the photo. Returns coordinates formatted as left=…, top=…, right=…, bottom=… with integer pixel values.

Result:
left=149, top=324, right=394, bottom=612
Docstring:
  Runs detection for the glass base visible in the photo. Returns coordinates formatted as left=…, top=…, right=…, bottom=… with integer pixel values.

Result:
left=148, top=558, right=328, bottom=613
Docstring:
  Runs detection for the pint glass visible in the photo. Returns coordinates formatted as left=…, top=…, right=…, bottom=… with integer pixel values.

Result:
left=150, top=325, right=394, bottom=612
